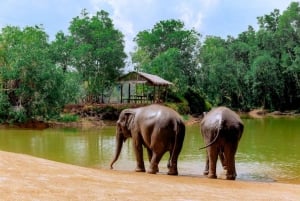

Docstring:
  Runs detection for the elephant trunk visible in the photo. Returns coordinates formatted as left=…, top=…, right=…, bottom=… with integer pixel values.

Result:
left=110, top=132, right=124, bottom=169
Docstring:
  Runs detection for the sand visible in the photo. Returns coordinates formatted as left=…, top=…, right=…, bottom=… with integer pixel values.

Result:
left=0, top=151, right=299, bottom=201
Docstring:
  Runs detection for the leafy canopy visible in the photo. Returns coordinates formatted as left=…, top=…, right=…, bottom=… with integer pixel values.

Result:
left=132, top=19, right=201, bottom=95
left=0, top=26, right=78, bottom=122
left=68, top=9, right=126, bottom=103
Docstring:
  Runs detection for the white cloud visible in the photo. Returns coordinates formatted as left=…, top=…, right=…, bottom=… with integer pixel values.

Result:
left=90, top=0, right=221, bottom=53
left=175, top=0, right=219, bottom=31
left=90, top=0, right=155, bottom=54
left=176, top=2, right=204, bottom=30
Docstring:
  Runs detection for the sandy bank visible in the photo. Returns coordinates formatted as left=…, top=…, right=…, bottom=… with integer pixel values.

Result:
left=0, top=151, right=299, bottom=201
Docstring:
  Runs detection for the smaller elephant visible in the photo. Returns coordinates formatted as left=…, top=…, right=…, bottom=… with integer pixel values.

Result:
left=110, top=104, right=185, bottom=175
left=200, top=107, right=243, bottom=180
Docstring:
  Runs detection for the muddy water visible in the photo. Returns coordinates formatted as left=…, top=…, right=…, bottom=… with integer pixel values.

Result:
left=0, top=117, right=299, bottom=183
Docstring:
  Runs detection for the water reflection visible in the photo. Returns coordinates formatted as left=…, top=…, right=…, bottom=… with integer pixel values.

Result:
left=0, top=117, right=299, bottom=184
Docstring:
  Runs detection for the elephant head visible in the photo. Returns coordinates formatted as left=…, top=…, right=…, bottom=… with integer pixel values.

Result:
left=110, top=109, right=135, bottom=169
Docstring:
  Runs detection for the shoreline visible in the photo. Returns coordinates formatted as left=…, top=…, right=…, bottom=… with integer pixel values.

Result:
left=0, top=150, right=299, bottom=201
left=0, top=108, right=299, bottom=130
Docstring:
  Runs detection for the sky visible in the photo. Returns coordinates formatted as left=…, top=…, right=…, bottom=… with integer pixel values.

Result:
left=0, top=0, right=295, bottom=55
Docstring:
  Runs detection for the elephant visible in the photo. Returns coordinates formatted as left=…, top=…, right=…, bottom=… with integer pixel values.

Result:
left=200, top=106, right=243, bottom=180
left=110, top=104, right=185, bottom=175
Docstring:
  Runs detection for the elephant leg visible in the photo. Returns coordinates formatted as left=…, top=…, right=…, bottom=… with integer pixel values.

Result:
left=167, top=146, right=179, bottom=176
left=203, top=153, right=209, bottom=175
left=147, top=147, right=153, bottom=162
left=148, top=151, right=164, bottom=174
left=167, top=152, right=179, bottom=176
left=219, top=150, right=227, bottom=170
left=168, top=131, right=185, bottom=176
left=133, top=136, right=145, bottom=172
left=223, top=143, right=238, bottom=180
left=207, top=146, right=218, bottom=179
left=167, top=153, right=171, bottom=168
left=147, top=148, right=159, bottom=173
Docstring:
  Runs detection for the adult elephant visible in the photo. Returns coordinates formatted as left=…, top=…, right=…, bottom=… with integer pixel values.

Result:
left=110, top=104, right=185, bottom=175
left=200, top=106, right=243, bottom=180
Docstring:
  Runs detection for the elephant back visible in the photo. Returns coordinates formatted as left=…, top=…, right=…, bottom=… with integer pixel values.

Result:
left=200, top=106, right=243, bottom=139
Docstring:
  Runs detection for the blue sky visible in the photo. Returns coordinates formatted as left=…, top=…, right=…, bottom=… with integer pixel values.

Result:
left=0, top=0, right=295, bottom=54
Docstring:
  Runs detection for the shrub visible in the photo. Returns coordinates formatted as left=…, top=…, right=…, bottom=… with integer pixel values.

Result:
left=58, top=114, right=79, bottom=122
left=165, top=101, right=189, bottom=115
left=0, top=92, right=10, bottom=122
left=8, top=106, right=27, bottom=123
left=184, top=87, right=210, bottom=115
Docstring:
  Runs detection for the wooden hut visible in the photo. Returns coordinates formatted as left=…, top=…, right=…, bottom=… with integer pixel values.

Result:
left=118, top=71, right=173, bottom=103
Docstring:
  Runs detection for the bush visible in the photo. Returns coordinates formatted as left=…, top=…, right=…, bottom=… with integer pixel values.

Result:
left=184, top=87, right=210, bottom=115
left=8, top=106, right=27, bottom=123
left=165, top=101, right=189, bottom=115
left=58, top=114, right=79, bottom=122
left=0, top=92, right=10, bottom=122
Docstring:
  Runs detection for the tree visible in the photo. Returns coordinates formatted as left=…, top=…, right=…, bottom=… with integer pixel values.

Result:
left=0, top=25, right=77, bottom=122
left=132, top=19, right=201, bottom=95
left=68, top=9, right=126, bottom=103
left=199, top=2, right=300, bottom=111
left=276, top=2, right=300, bottom=109
left=250, top=53, right=284, bottom=109
left=50, top=31, right=75, bottom=72
left=198, top=36, right=228, bottom=106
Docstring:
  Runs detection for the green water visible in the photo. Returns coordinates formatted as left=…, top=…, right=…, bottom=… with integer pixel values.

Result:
left=0, top=118, right=299, bottom=183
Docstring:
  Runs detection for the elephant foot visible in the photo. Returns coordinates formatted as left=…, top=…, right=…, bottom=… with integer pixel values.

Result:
left=203, top=170, right=209, bottom=175
left=135, top=167, right=146, bottom=172
left=147, top=169, right=158, bottom=174
left=207, top=174, right=217, bottom=179
left=167, top=163, right=178, bottom=175
left=167, top=169, right=178, bottom=176
left=225, top=173, right=236, bottom=180
left=147, top=166, right=159, bottom=174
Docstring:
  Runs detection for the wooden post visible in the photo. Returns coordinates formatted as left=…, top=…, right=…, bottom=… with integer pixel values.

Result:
left=120, top=84, right=123, bottom=103
left=128, top=83, right=131, bottom=103
left=153, top=86, right=156, bottom=103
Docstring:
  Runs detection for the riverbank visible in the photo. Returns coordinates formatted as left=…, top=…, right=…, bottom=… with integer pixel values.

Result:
left=1, top=107, right=299, bottom=130
left=0, top=151, right=299, bottom=201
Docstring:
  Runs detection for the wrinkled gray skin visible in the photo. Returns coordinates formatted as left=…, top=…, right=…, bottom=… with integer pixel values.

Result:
left=200, top=107, right=243, bottom=180
left=110, top=104, right=185, bottom=175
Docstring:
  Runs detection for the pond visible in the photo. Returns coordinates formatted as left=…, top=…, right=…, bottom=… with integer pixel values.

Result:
left=0, top=117, right=299, bottom=184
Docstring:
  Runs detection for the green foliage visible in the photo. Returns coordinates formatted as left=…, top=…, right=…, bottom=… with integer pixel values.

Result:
left=49, top=32, right=74, bottom=72
left=1, top=3, right=300, bottom=122
left=0, top=25, right=81, bottom=123
left=164, top=101, right=189, bottom=115
left=8, top=106, right=27, bottom=123
left=0, top=92, right=10, bottom=121
left=68, top=9, right=126, bottom=103
left=183, top=87, right=208, bottom=115
left=132, top=19, right=201, bottom=95
left=58, top=114, right=79, bottom=122
left=199, top=2, right=300, bottom=111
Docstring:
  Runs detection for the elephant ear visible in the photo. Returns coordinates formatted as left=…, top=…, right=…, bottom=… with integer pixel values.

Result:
left=124, top=110, right=135, bottom=131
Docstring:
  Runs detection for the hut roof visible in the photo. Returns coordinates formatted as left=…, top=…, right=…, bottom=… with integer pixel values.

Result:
left=118, top=71, right=173, bottom=86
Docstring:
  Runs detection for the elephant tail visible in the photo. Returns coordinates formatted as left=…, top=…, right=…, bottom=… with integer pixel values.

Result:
left=199, top=119, right=222, bottom=150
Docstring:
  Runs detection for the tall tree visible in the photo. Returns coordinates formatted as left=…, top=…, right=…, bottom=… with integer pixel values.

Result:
left=199, top=2, right=300, bottom=111
left=69, top=9, right=126, bottom=103
left=276, top=1, right=300, bottom=109
left=132, top=19, right=201, bottom=95
left=50, top=31, right=75, bottom=72
left=0, top=26, right=73, bottom=122
left=198, top=36, right=228, bottom=105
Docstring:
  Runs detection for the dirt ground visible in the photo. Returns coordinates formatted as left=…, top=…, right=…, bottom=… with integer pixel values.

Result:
left=0, top=151, right=300, bottom=201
